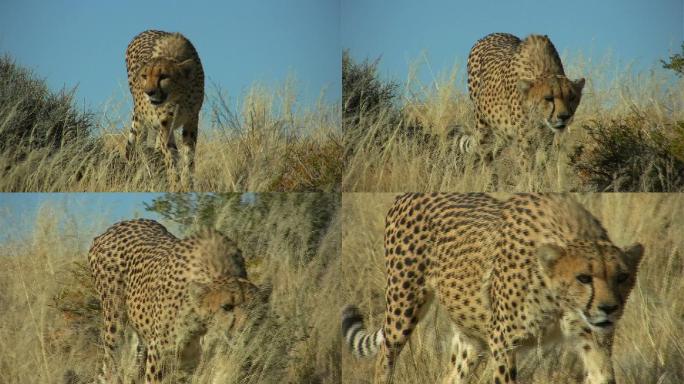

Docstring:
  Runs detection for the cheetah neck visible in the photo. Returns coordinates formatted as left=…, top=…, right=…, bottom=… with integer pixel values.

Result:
left=153, top=33, right=197, bottom=62
left=516, top=35, right=565, bottom=78
left=536, top=194, right=610, bottom=243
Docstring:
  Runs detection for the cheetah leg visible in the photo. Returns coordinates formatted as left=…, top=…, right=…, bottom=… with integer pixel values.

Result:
left=443, top=332, right=484, bottom=384
left=472, top=113, right=496, bottom=164
left=180, top=116, right=198, bottom=190
left=474, top=114, right=491, bottom=146
left=99, top=295, right=125, bottom=384
left=517, top=135, right=536, bottom=170
left=563, top=316, right=616, bottom=384
left=156, top=122, right=179, bottom=189
left=136, top=338, right=148, bottom=382
left=125, top=117, right=142, bottom=161
left=144, top=343, right=163, bottom=384
left=374, top=285, right=432, bottom=383
left=578, top=342, right=615, bottom=384
left=488, top=340, right=517, bottom=384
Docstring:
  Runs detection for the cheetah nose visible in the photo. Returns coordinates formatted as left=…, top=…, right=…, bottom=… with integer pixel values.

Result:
left=557, top=112, right=571, bottom=121
left=598, top=304, right=619, bottom=315
left=145, top=89, right=157, bottom=97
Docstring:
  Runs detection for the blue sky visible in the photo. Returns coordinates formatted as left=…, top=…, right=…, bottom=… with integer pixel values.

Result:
left=0, top=0, right=340, bottom=115
left=0, top=193, right=258, bottom=245
left=0, top=193, right=166, bottom=243
left=342, top=0, right=683, bottom=86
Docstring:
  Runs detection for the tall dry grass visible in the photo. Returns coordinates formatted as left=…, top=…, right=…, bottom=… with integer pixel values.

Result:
left=342, top=53, right=684, bottom=192
left=0, top=194, right=342, bottom=384
left=340, top=193, right=684, bottom=383
left=0, top=56, right=342, bottom=192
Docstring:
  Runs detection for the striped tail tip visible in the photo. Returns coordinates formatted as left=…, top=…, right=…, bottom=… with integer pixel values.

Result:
left=341, top=305, right=383, bottom=358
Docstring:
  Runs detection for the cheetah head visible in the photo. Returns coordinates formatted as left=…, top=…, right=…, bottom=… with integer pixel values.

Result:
left=190, top=230, right=248, bottom=279
left=518, top=75, right=585, bottom=132
left=537, top=241, right=643, bottom=332
left=188, top=277, right=264, bottom=337
left=137, top=57, right=197, bottom=106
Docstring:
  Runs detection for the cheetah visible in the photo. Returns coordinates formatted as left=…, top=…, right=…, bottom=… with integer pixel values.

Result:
left=125, top=30, right=204, bottom=189
left=342, top=193, right=643, bottom=384
left=88, top=219, right=260, bottom=384
left=466, top=33, right=585, bottom=151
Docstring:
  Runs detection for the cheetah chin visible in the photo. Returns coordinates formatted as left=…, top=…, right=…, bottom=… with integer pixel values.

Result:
left=579, top=312, right=615, bottom=331
left=544, top=118, right=567, bottom=132
left=147, top=93, right=166, bottom=105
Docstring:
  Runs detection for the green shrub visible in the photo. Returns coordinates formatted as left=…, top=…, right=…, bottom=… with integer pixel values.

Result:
left=570, top=116, right=684, bottom=192
left=342, top=50, right=397, bottom=124
left=342, top=51, right=446, bottom=159
left=145, top=193, right=339, bottom=263
left=342, top=51, right=400, bottom=155
left=0, top=55, right=93, bottom=159
left=660, top=121, right=684, bottom=163
left=662, top=43, right=684, bottom=77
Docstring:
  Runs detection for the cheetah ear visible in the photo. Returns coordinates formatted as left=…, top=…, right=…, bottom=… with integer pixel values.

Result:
left=573, top=78, right=585, bottom=92
left=622, top=243, right=644, bottom=271
left=517, top=79, right=533, bottom=95
left=178, top=58, right=196, bottom=78
left=536, top=243, right=565, bottom=272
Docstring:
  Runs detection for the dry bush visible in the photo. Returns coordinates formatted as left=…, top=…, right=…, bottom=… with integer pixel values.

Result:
left=340, top=193, right=684, bottom=383
left=0, top=209, right=103, bottom=384
left=0, top=194, right=341, bottom=384
left=342, top=53, right=684, bottom=192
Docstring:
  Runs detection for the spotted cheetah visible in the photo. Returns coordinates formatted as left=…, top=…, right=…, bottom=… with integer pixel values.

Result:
left=88, top=219, right=260, bottom=384
left=125, top=30, right=204, bottom=189
left=467, top=33, right=585, bottom=151
left=342, top=193, right=643, bottom=384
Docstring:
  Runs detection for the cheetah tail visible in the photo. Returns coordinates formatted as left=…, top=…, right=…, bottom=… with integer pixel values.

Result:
left=341, top=305, right=384, bottom=358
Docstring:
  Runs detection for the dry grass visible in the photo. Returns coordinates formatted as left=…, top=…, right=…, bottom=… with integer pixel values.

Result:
left=342, top=53, right=684, bottom=192
left=340, top=193, right=684, bottom=383
left=0, top=195, right=342, bottom=384
left=0, top=57, right=342, bottom=192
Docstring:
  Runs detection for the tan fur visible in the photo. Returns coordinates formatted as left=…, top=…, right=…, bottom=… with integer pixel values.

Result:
left=517, top=34, right=565, bottom=75
left=342, top=193, right=643, bottom=384
left=153, top=33, right=198, bottom=60
left=88, top=219, right=258, bottom=384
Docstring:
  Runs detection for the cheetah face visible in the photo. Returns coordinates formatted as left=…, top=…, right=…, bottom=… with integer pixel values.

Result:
left=537, top=241, right=643, bottom=332
left=518, top=76, right=585, bottom=132
left=189, top=277, right=261, bottom=336
left=138, top=58, right=196, bottom=106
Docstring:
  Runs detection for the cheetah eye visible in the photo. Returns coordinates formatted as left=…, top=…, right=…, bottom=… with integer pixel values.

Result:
left=221, top=303, right=235, bottom=312
left=544, top=95, right=554, bottom=102
left=616, top=273, right=629, bottom=284
left=576, top=274, right=592, bottom=284
left=159, top=74, right=168, bottom=80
